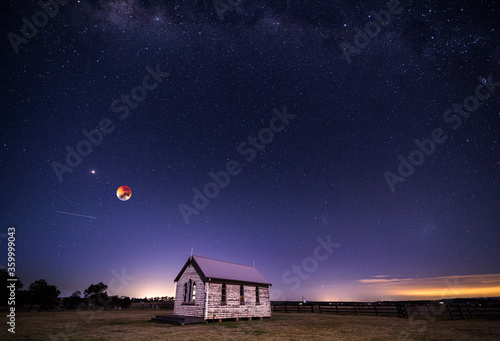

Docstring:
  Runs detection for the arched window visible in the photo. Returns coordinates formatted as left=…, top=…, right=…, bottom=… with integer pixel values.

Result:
left=221, top=283, right=226, bottom=304
left=192, top=282, right=196, bottom=302
left=240, top=284, right=244, bottom=304
left=256, top=286, right=260, bottom=304
left=188, top=279, right=192, bottom=302
left=183, top=283, right=187, bottom=302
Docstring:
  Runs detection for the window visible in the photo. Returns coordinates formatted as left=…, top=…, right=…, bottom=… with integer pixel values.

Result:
left=256, top=286, right=260, bottom=304
left=221, top=283, right=226, bottom=304
left=183, top=283, right=187, bottom=302
left=240, top=285, right=244, bottom=304
left=188, top=280, right=192, bottom=302
left=192, top=282, right=196, bottom=302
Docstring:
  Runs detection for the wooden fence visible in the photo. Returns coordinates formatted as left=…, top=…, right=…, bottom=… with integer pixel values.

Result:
left=445, top=304, right=500, bottom=320
left=271, top=303, right=500, bottom=321
left=130, top=302, right=174, bottom=310
left=272, top=303, right=408, bottom=318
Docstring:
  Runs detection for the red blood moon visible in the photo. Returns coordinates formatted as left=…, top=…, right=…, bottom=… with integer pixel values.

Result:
left=116, top=186, right=132, bottom=201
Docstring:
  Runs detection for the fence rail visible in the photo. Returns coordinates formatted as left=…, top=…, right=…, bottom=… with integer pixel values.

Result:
left=271, top=303, right=500, bottom=320
left=130, top=302, right=174, bottom=310
left=272, top=303, right=409, bottom=318
left=445, top=304, right=500, bottom=320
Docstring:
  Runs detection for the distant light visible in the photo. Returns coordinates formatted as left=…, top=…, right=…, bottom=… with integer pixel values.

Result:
left=91, top=170, right=96, bottom=174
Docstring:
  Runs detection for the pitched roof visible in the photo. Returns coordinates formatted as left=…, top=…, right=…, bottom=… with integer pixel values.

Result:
left=174, top=255, right=271, bottom=286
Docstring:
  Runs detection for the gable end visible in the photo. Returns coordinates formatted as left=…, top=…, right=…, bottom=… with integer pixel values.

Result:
left=174, top=257, right=206, bottom=282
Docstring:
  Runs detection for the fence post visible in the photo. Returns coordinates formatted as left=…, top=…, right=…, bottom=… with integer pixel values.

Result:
left=445, top=304, right=455, bottom=320
left=336, top=305, right=339, bottom=314
left=458, top=305, right=466, bottom=319
left=396, top=304, right=404, bottom=318
left=403, top=304, right=409, bottom=319
left=374, top=305, right=378, bottom=316
left=466, top=304, right=474, bottom=319
left=354, top=305, right=358, bottom=315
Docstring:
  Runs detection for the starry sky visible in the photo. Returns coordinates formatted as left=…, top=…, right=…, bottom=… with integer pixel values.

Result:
left=1, top=0, right=499, bottom=301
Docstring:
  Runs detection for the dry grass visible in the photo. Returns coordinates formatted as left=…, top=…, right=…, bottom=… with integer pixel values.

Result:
left=2, top=309, right=500, bottom=340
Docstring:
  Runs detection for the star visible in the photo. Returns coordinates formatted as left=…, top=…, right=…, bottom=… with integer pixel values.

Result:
left=2, top=0, right=498, bottom=303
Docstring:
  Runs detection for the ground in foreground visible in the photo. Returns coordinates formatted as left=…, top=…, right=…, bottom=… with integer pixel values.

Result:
left=2, top=309, right=500, bottom=340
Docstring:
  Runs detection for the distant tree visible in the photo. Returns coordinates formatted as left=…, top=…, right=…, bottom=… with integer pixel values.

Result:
left=120, top=296, right=131, bottom=309
left=28, top=279, right=61, bottom=310
left=16, top=290, right=32, bottom=308
left=84, top=282, right=109, bottom=308
left=63, top=290, right=83, bottom=309
left=0, top=268, right=23, bottom=307
left=108, top=295, right=131, bottom=309
left=109, top=295, right=120, bottom=307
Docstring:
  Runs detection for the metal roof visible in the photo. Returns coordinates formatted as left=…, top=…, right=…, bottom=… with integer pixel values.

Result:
left=174, top=255, right=271, bottom=285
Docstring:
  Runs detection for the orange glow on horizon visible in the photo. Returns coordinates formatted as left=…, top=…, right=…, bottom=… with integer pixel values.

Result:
left=113, top=274, right=500, bottom=302
left=303, top=274, right=500, bottom=301
left=396, top=286, right=500, bottom=298
left=360, top=273, right=500, bottom=300
left=120, top=282, right=176, bottom=299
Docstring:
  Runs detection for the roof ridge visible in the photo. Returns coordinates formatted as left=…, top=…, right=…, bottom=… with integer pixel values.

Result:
left=193, top=255, right=255, bottom=268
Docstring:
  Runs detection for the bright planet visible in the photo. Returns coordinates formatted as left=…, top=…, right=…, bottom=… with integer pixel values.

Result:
left=116, top=186, right=132, bottom=201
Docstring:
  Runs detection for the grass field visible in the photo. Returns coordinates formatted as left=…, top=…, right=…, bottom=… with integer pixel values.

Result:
left=2, top=309, right=500, bottom=340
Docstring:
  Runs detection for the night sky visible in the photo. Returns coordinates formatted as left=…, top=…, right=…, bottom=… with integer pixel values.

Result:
left=1, top=0, right=499, bottom=302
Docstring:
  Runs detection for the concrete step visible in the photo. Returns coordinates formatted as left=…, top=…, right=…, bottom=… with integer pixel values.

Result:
left=150, top=315, right=205, bottom=325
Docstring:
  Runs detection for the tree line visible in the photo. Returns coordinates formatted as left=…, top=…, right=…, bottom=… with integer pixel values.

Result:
left=1, top=268, right=131, bottom=311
